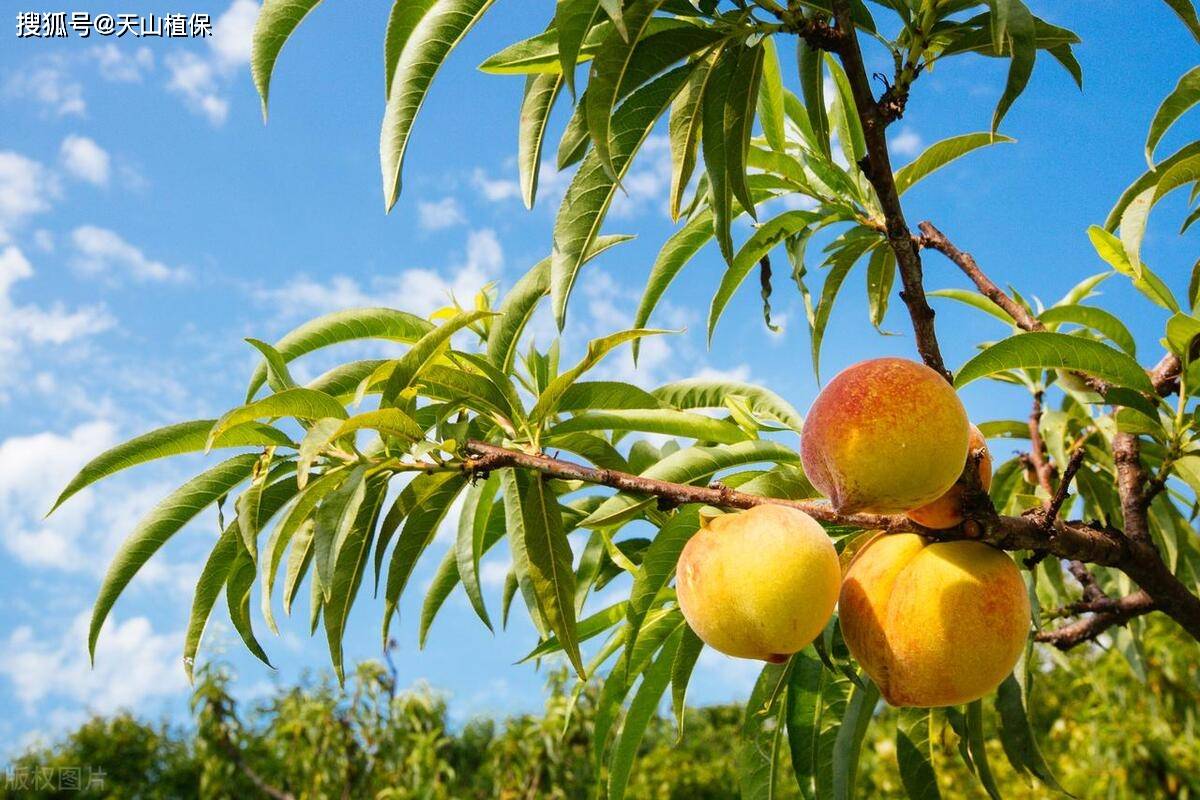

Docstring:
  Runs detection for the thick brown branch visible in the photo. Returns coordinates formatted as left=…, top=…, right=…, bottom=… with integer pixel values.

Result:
left=1036, top=590, right=1157, bottom=650
left=828, top=0, right=948, bottom=380
left=1113, top=432, right=1152, bottom=543
left=1027, top=392, right=1056, bottom=499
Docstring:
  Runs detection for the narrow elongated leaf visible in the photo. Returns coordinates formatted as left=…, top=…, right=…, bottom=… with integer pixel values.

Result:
left=831, top=676, right=879, bottom=800
left=381, top=0, right=495, bottom=211
left=245, top=338, right=298, bottom=393
left=522, top=600, right=627, bottom=662
left=550, top=409, right=750, bottom=443
left=653, top=379, right=803, bottom=431
left=91, top=454, right=259, bottom=660
left=954, top=331, right=1155, bottom=393
left=226, top=545, right=272, bottom=667
left=323, top=478, right=387, bottom=682
left=1038, top=304, right=1137, bottom=356
left=797, top=39, right=829, bottom=158
left=251, top=0, right=324, bottom=117
left=262, top=470, right=344, bottom=631
left=1146, top=66, right=1200, bottom=165
left=209, top=389, right=347, bottom=451
left=724, top=43, right=765, bottom=219
left=313, top=465, right=368, bottom=601
left=559, top=381, right=663, bottom=411
left=634, top=212, right=713, bottom=352
left=513, top=470, right=584, bottom=677
left=184, top=527, right=238, bottom=681
left=929, top=288, right=1016, bottom=326
left=1106, top=141, right=1200, bottom=230
left=866, top=245, right=895, bottom=330
left=991, top=0, right=1035, bottom=132
left=455, top=474, right=501, bottom=630
left=478, top=17, right=611, bottom=74
left=966, top=699, right=1003, bottom=800
left=896, top=708, right=941, bottom=800
left=1164, top=0, right=1200, bottom=43
left=894, top=132, right=1015, bottom=195
left=382, top=472, right=468, bottom=639
left=709, top=210, right=818, bottom=341
left=701, top=45, right=740, bottom=262
left=786, top=651, right=825, bottom=798
left=628, top=506, right=698, bottom=647
left=51, top=420, right=291, bottom=515
left=557, top=0, right=599, bottom=95
left=607, top=628, right=685, bottom=800
left=519, top=72, right=563, bottom=209
left=812, top=232, right=881, bottom=379
left=245, top=308, right=432, bottom=401
left=757, top=37, right=786, bottom=154
left=668, top=51, right=720, bottom=220
left=740, top=660, right=792, bottom=800
left=551, top=64, right=693, bottom=327
left=1087, top=225, right=1179, bottom=311
left=671, top=626, right=704, bottom=735
left=825, top=55, right=865, bottom=165
left=994, top=673, right=1064, bottom=791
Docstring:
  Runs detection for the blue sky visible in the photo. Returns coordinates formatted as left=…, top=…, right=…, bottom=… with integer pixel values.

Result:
left=0, top=1, right=1196, bottom=750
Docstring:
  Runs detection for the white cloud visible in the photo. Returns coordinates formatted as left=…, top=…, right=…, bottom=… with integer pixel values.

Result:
left=258, top=228, right=503, bottom=319
left=165, top=0, right=259, bottom=125
left=70, top=225, right=189, bottom=282
left=480, top=557, right=512, bottom=590
left=0, top=151, right=59, bottom=240
left=0, top=611, right=186, bottom=716
left=890, top=127, right=923, bottom=157
left=609, top=134, right=673, bottom=219
left=60, top=135, right=111, bottom=186
left=89, top=44, right=155, bottom=82
left=418, top=197, right=467, bottom=230
left=472, top=169, right=522, bottom=202
left=32, top=230, right=54, bottom=253
left=4, top=58, right=85, bottom=116
left=0, top=247, right=113, bottom=381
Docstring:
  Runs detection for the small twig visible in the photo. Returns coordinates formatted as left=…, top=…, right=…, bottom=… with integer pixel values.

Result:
left=1036, top=590, right=1156, bottom=650
left=1027, top=392, right=1057, bottom=500
left=1045, top=448, right=1086, bottom=527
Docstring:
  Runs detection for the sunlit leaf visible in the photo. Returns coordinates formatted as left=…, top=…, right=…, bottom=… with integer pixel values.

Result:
left=955, top=331, right=1155, bottom=393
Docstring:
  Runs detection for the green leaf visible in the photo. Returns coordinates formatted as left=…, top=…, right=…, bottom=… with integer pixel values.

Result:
left=245, top=308, right=432, bottom=401
left=709, top=210, right=819, bottom=342
left=797, top=40, right=830, bottom=159
left=1106, top=141, right=1200, bottom=231
left=455, top=474, right=501, bottom=631
left=1146, top=66, right=1200, bottom=165
left=994, top=673, right=1065, bottom=792
left=521, top=599, right=627, bottom=662
left=894, top=133, right=1015, bottom=195
left=250, top=0, right=324, bottom=118
left=991, top=0, right=1036, bottom=132
left=786, top=651, right=825, bottom=799
left=519, top=72, right=564, bottom=209
left=671, top=626, right=704, bottom=736
left=557, top=0, right=600, bottom=95
left=511, top=470, right=585, bottom=678
left=244, top=338, right=298, bottom=393
left=896, top=708, right=941, bottom=800
left=552, top=64, right=693, bottom=328
left=825, top=55, right=866, bottom=165
left=812, top=231, right=882, bottom=379
left=91, top=454, right=259, bottom=662
left=740, top=660, right=792, bottom=800
left=966, top=699, right=1003, bottom=800
left=209, top=389, right=347, bottom=451
left=1086, top=225, right=1180, bottom=311
left=583, top=440, right=800, bottom=528
left=184, top=527, right=239, bottom=682
left=701, top=45, right=740, bottom=262
left=628, top=506, right=699, bottom=650
left=653, top=379, right=804, bottom=432
left=530, top=328, right=670, bottom=423
left=559, top=380, right=664, bottom=411
left=550, top=409, right=750, bottom=444
left=954, top=331, right=1155, bottom=394
left=832, top=676, right=880, bottom=800
left=585, top=0, right=663, bottom=179
left=486, top=235, right=631, bottom=373
left=723, top=43, right=765, bottom=221
left=928, top=288, right=1016, bottom=327
left=50, top=419, right=291, bottom=515
left=226, top=545, right=272, bottom=668
left=381, top=0, right=495, bottom=211
left=1038, top=304, right=1137, bottom=356
left=323, top=478, right=387, bottom=682
left=1166, top=312, right=1200, bottom=357
left=1164, top=0, right=1200, bottom=43
left=865, top=244, right=895, bottom=331
left=606, top=627, right=683, bottom=800
left=381, top=472, right=468, bottom=640
left=380, top=309, right=495, bottom=404
left=478, top=17, right=610, bottom=75
left=313, top=465, right=368, bottom=602
left=668, top=51, right=720, bottom=220
left=758, top=37, right=786, bottom=154
left=634, top=212, right=713, bottom=355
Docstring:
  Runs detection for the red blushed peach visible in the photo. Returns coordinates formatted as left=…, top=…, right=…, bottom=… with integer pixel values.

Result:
left=801, top=358, right=970, bottom=514
left=839, top=533, right=1030, bottom=707
left=906, top=424, right=993, bottom=529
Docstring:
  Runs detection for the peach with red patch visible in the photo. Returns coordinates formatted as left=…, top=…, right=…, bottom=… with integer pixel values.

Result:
left=801, top=358, right=970, bottom=514
left=675, top=505, right=840, bottom=662
left=839, top=533, right=1030, bottom=707
left=906, top=424, right=993, bottom=529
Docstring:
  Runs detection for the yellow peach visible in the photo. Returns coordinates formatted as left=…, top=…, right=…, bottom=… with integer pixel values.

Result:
left=676, top=505, right=840, bottom=662
left=906, top=424, right=993, bottom=529
left=801, top=358, right=970, bottom=514
left=839, top=533, right=1030, bottom=707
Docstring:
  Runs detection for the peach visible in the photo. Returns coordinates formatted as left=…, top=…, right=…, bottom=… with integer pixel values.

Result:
left=675, top=505, right=840, bottom=662
left=839, top=533, right=1030, bottom=707
left=801, top=358, right=970, bottom=514
left=906, top=424, right=993, bottom=529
